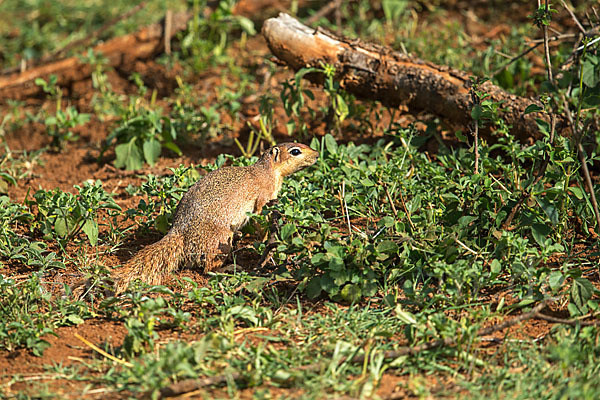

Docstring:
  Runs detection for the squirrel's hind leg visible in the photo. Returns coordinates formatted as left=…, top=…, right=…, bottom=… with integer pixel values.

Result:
left=183, top=222, right=233, bottom=273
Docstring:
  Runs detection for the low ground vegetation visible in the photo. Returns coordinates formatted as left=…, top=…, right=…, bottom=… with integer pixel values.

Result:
left=0, top=0, right=599, bottom=398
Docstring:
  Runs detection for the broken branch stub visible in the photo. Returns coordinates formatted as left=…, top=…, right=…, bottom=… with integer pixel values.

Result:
left=262, top=13, right=567, bottom=141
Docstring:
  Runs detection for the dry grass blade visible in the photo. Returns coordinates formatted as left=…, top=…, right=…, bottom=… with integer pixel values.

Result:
left=74, top=333, right=133, bottom=368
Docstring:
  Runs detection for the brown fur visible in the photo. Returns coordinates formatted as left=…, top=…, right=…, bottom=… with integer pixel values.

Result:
left=114, top=143, right=319, bottom=293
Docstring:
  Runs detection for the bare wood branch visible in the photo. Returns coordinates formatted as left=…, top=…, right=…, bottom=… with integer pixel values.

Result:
left=262, top=13, right=569, bottom=142
left=559, top=0, right=586, bottom=34
left=164, top=9, right=173, bottom=55
left=155, top=373, right=243, bottom=399
left=306, top=0, right=340, bottom=25
left=492, top=42, right=542, bottom=77
left=1, top=2, right=148, bottom=76
left=0, top=12, right=192, bottom=102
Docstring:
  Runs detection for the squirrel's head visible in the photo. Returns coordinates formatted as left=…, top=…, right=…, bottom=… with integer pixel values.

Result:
left=262, top=143, right=319, bottom=177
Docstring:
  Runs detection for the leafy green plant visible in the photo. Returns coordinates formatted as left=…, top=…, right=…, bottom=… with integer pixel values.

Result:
left=100, top=289, right=191, bottom=357
left=321, top=63, right=356, bottom=133
left=44, top=106, right=91, bottom=149
left=125, top=165, right=200, bottom=233
left=0, top=272, right=89, bottom=356
left=35, top=75, right=90, bottom=149
left=180, top=0, right=255, bottom=71
left=0, top=147, right=43, bottom=193
left=170, top=100, right=220, bottom=143
left=80, top=48, right=126, bottom=120
left=103, top=106, right=183, bottom=170
left=280, top=67, right=318, bottom=137
left=30, top=180, right=121, bottom=249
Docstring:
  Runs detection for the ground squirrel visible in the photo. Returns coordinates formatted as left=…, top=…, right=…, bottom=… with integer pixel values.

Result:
left=114, top=143, right=319, bottom=293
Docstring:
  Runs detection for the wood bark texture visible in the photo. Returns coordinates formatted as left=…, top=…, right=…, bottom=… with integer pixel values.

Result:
left=0, top=12, right=192, bottom=101
left=262, top=13, right=568, bottom=141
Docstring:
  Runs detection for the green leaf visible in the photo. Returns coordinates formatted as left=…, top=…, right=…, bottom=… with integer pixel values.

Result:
left=143, top=138, right=161, bottom=166
left=535, top=118, right=550, bottom=136
left=34, top=77, right=47, bottom=87
left=155, top=214, right=169, bottom=234
left=310, top=252, right=328, bottom=266
left=377, top=216, right=395, bottom=228
left=458, top=215, right=477, bottom=228
left=236, top=16, right=256, bottom=35
left=306, top=277, right=323, bottom=299
left=524, top=104, right=543, bottom=114
left=295, top=67, right=320, bottom=82
left=229, top=305, right=259, bottom=326
left=67, top=314, right=84, bottom=325
left=490, top=259, right=501, bottom=275
left=567, top=302, right=580, bottom=317
left=115, top=139, right=143, bottom=170
left=582, top=59, right=599, bottom=88
left=82, top=219, right=98, bottom=245
left=54, top=217, right=68, bottom=238
left=582, top=95, right=600, bottom=107
left=361, top=178, right=375, bottom=187
left=531, top=223, right=551, bottom=246
left=285, top=121, right=296, bottom=135
left=548, top=271, right=564, bottom=291
left=340, top=284, right=362, bottom=303
left=335, top=94, right=349, bottom=121
left=394, top=304, right=417, bottom=325
left=324, top=134, right=338, bottom=155
left=571, top=277, right=595, bottom=308
left=455, top=130, right=468, bottom=143
left=537, top=197, right=559, bottom=225
left=376, top=240, right=399, bottom=255
left=0, top=172, right=17, bottom=186
left=272, top=369, right=292, bottom=383
left=280, top=223, right=296, bottom=241
left=568, top=186, right=584, bottom=200
left=163, top=141, right=182, bottom=156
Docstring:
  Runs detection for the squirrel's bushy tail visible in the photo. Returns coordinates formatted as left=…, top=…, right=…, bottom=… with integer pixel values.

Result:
left=114, top=232, right=185, bottom=294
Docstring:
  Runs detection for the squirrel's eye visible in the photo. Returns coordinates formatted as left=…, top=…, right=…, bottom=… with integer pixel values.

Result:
left=290, top=148, right=302, bottom=156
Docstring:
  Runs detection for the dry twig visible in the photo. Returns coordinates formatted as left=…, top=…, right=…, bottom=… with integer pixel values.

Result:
left=74, top=333, right=133, bottom=368
left=534, top=312, right=600, bottom=326
left=306, top=0, right=341, bottom=25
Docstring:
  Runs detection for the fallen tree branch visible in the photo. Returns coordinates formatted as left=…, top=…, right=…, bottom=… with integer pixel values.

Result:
left=262, top=13, right=570, bottom=141
left=1, top=2, right=149, bottom=76
left=49, top=2, right=149, bottom=64
left=0, top=11, right=192, bottom=102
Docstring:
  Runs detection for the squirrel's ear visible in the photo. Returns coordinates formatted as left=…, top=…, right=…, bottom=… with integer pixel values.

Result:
left=271, top=147, right=280, bottom=163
